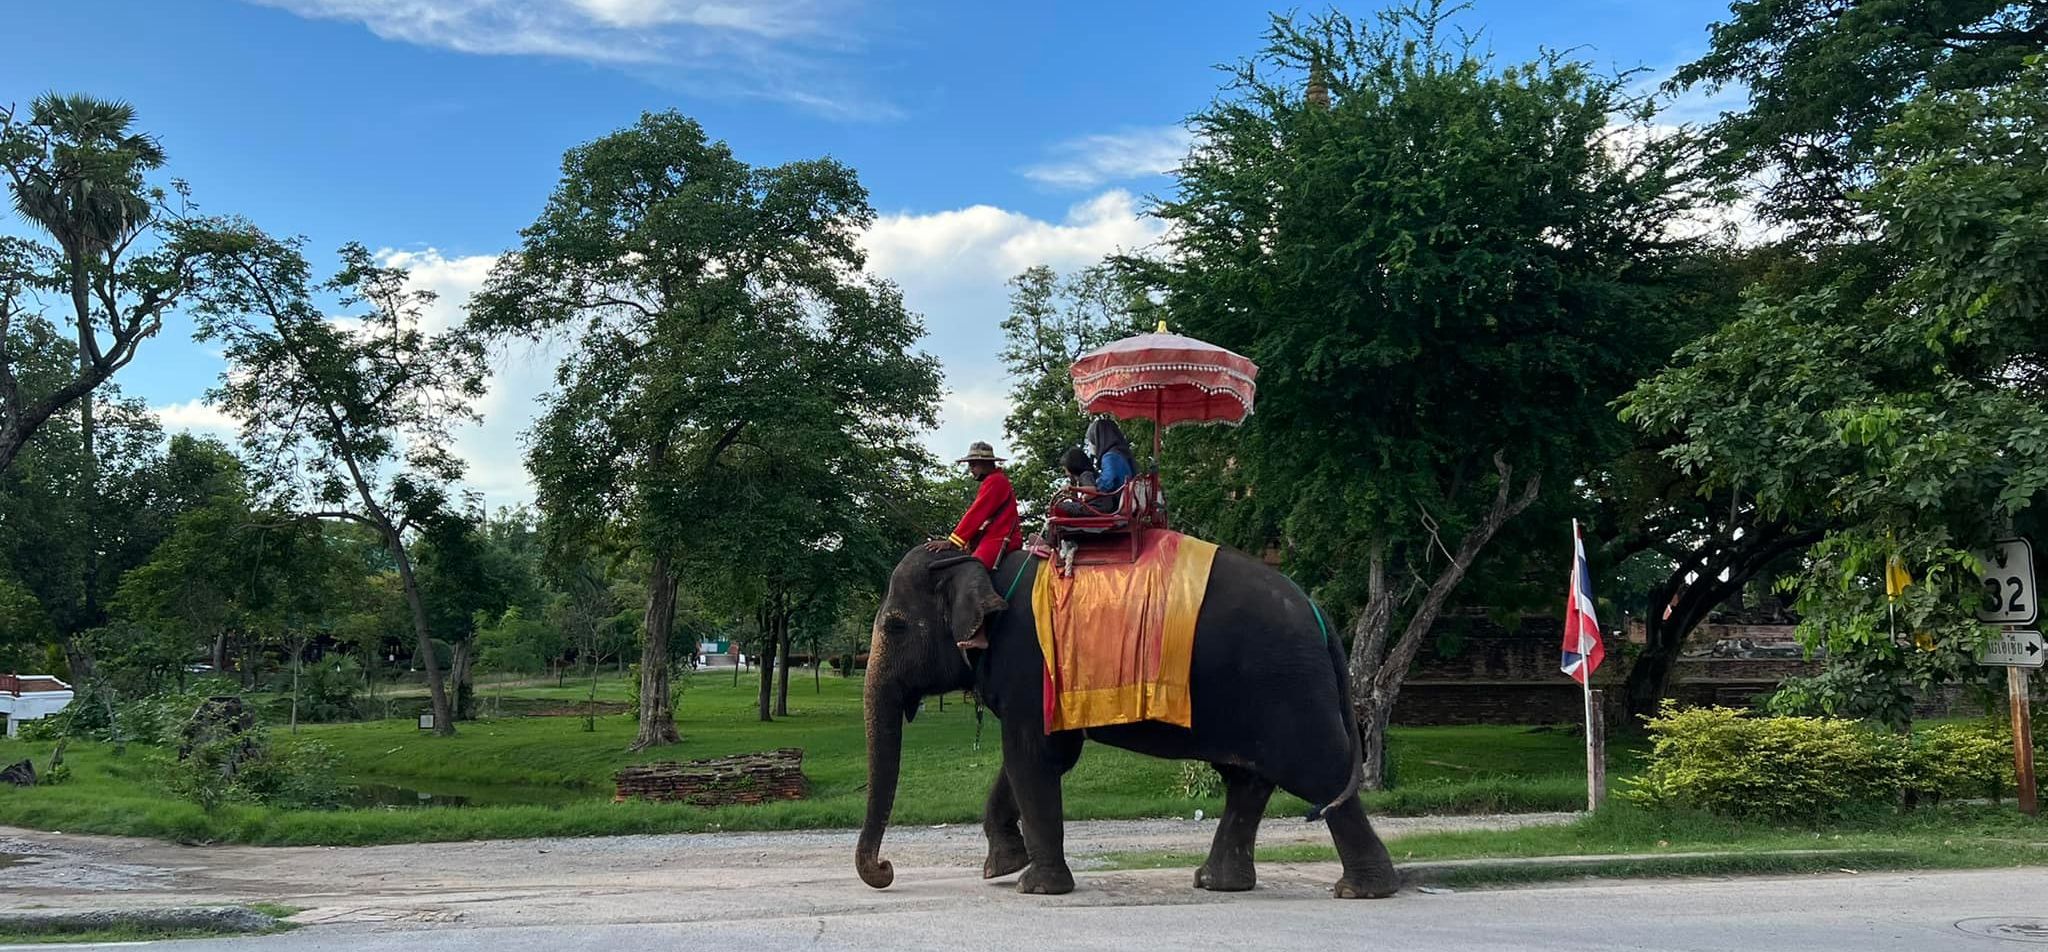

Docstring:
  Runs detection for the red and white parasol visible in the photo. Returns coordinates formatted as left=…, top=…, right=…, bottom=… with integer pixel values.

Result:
left=1069, top=322, right=1259, bottom=430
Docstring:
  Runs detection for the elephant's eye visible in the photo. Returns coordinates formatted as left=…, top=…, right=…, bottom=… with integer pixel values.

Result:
left=881, top=613, right=909, bottom=635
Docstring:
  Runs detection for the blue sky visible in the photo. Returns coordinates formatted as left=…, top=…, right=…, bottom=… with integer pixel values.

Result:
left=4, top=0, right=1737, bottom=508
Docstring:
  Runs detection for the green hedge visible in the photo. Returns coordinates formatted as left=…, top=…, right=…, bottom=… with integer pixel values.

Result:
left=1625, top=704, right=2021, bottom=821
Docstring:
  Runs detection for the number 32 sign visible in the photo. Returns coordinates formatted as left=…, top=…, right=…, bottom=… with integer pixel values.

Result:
left=1979, top=538, right=2038, bottom=626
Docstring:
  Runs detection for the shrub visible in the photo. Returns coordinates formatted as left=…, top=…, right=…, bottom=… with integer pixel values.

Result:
left=237, top=738, right=352, bottom=810
left=156, top=726, right=352, bottom=812
left=268, top=656, right=363, bottom=723
left=1175, top=761, right=1221, bottom=800
left=1624, top=704, right=1904, bottom=821
left=1902, top=723, right=2014, bottom=804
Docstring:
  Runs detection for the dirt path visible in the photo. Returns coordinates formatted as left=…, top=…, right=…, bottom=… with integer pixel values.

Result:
left=0, top=813, right=1574, bottom=927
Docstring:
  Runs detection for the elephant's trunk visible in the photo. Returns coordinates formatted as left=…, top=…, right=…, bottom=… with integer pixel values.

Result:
left=856, top=645, right=903, bottom=889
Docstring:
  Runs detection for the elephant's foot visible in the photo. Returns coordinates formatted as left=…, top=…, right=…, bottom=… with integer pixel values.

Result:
left=1332, top=863, right=1400, bottom=899
left=1193, top=860, right=1255, bottom=892
left=982, top=838, right=1029, bottom=879
left=1017, top=862, right=1075, bottom=895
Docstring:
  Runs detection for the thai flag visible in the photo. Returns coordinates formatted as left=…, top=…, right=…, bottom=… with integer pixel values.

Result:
left=1561, top=519, right=1604, bottom=686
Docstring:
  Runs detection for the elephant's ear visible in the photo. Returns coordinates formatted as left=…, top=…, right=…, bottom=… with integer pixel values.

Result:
left=933, top=558, right=1006, bottom=645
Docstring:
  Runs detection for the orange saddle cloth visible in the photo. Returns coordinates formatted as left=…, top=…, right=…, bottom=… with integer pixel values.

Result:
left=1030, top=529, right=1220, bottom=732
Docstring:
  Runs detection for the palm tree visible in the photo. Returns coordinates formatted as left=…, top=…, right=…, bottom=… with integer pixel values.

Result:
left=2, top=94, right=169, bottom=657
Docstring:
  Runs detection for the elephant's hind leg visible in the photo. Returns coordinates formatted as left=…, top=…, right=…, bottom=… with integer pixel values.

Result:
left=982, top=765, right=1029, bottom=879
left=1325, top=796, right=1400, bottom=899
left=1194, top=765, right=1272, bottom=892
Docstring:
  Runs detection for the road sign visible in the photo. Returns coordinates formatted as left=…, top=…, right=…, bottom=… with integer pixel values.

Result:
left=1979, top=629, right=2045, bottom=668
left=1977, top=538, right=2037, bottom=625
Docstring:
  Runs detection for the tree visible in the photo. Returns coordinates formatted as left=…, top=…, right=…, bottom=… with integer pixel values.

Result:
left=1625, top=57, right=2048, bottom=725
left=414, top=509, right=541, bottom=719
left=0, top=316, right=170, bottom=687
left=1135, top=6, right=1716, bottom=786
left=471, top=110, right=939, bottom=746
left=997, top=264, right=1151, bottom=507
left=0, top=95, right=206, bottom=475
left=475, top=606, right=555, bottom=715
left=1675, top=0, right=2048, bottom=244
left=109, top=436, right=254, bottom=678
left=187, top=233, right=486, bottom=736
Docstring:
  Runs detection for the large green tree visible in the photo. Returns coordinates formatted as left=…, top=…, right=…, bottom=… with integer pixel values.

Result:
left=470, top=111, right=940, bottom=746
left=187, top=234, right=486, bottom=736
left=1136, top=7, right=1716, bottom=785
left=997, top=264, right=1153, bottom=508
left=1677, top=0, right=2048, bottom=244
left=1626, top=57, right=2048, bottom=725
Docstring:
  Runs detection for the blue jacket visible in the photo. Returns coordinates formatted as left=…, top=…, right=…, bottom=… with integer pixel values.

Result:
left=1095, top=449, right=1133, bottom=494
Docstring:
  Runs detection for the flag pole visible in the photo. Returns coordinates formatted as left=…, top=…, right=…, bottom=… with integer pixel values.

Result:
left=1573, top=519, right=1606, bottom=812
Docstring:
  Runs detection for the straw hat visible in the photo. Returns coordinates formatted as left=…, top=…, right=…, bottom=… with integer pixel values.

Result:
left=954, top=441, right=1006, bottom=463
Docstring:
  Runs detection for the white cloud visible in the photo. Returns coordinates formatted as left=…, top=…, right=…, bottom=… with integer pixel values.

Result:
left=1022, top=126, right=1193, bottom=189
left=152, top=398, right=241, bottom=437
left=247, top=0, right=893, bottom=119
left=862, top=190, right=1166, bottom=460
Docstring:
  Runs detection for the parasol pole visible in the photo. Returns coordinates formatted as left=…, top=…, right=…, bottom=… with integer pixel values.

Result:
left=1152, top=321, right=1167, bottom=467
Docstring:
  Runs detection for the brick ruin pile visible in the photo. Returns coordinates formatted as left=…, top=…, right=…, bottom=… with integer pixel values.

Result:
left=614, top=748, right=807, bottom=805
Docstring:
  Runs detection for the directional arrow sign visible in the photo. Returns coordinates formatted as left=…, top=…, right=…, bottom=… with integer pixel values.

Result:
left=1979, top=629, right=2045, bottom=669
left=1977, top=538, right=2038, bottom=625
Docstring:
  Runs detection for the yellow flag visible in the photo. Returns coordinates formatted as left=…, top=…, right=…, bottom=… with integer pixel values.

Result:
left=1885, top=555, right=1912, bottom=599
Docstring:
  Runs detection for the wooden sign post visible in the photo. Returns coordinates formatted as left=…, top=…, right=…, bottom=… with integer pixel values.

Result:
left=2013, top=667, right=2037, bottom=817
left=1975, top=539, right=2039, bottom=817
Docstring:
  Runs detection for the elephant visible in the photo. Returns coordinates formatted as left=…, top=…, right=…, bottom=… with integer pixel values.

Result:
left=855, top=543, right=1401, bottom=899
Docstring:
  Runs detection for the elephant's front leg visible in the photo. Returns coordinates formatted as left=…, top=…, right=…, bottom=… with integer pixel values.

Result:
left=1002, top=720, right=1082, bottom=895
left=981, top=763, right=1028, bottom=879
left=1194, top=765, right=1274, bottom=892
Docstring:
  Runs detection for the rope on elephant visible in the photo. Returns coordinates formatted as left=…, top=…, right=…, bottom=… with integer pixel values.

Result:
left=1284, top=575, right=1329, bottom=645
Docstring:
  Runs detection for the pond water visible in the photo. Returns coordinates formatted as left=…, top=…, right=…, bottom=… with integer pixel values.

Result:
left=347, top=780, right=595, bottom=810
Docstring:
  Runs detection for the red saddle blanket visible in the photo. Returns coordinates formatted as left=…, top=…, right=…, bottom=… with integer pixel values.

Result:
left=1029, top=529, right=1220, bottom=732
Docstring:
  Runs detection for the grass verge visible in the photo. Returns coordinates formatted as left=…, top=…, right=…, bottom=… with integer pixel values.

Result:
left=1099, top=801, right=2048, bottom=885
left=0, top=676, right=1615, bottom=846
left=0, top=906, right=294, bottom=944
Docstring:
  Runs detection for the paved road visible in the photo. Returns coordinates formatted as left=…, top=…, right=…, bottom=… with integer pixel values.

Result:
left=7, top=868, right=2044, bottom=951
left=4, top=819, right=2044, bottom=950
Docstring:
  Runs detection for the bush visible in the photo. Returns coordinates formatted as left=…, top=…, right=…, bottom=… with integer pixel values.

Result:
left=1175, top=761, right=1221, bottom=799
left=269, top=656, right=363, bottom=723
left=237, top=737, right=352, bottom=810
left=1624, top=704, right=1904, bottom=821
left=156, top=726, right=352, bottom=812
left=1903, top=723, right=2014, bottom=804
left=24, top=680, right=243, bottom=745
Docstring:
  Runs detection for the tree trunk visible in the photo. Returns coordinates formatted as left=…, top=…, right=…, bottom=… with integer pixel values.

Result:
left=775, top=616, right=791, bottom=717
left=584, top=653, right=599, bottom=733
left=1348, top=453, right=1541, bottom=790
left=73, top=263, right=102, bottom=633
left=289, top=638, right=301, bottom=734
left=757, top=610, right=777, bottom=723
left=450, top=642, right=474, bottom=721
left=388, top=531, right=454, bottom=737
left=60, top=635, right=97, bottom=690
left=632, top=555, right=681, bottom=749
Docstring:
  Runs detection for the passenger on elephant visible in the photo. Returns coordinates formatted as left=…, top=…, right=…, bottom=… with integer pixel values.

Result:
left=1052, top=446, right=1118, bottom=516
left=924, top=441, right=1022, bottom=650
left=1085, top=417, right=1134, bottom=495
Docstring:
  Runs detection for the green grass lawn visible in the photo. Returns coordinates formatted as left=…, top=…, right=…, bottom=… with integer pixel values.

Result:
left=1101, top=800, right=2048, bottom=884
left=0, top=671, right=1624, bottom=846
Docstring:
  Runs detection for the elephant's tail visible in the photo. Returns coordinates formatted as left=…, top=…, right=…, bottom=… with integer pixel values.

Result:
left=1305, top=614, right=1364, bottom=823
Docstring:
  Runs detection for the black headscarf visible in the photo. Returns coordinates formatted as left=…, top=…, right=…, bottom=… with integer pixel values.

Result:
left=1085, top=418, right=1133, bottom=465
